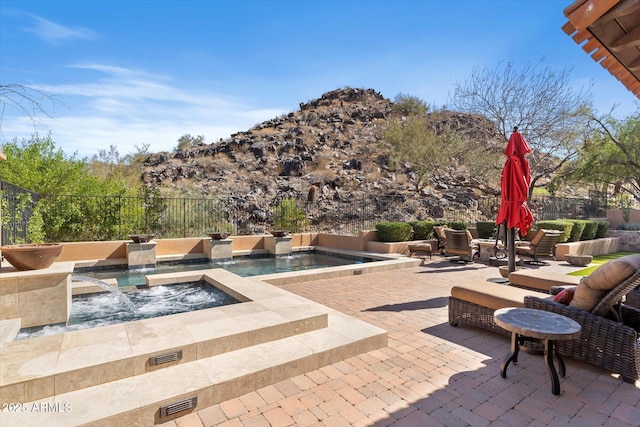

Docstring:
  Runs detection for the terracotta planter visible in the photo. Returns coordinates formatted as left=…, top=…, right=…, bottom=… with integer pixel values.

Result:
left=128, top=234, right=155, bottom=243
left=269, top=230, right=290, bottom=237
left=0, top=243, right=63, bottom=270
left=207, top=232, right=229, bottom=240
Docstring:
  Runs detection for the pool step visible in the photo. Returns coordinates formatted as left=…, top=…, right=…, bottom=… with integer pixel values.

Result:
left=0, top=300, right=328, bottom=403
left=1, top=311, right=387, bottom=426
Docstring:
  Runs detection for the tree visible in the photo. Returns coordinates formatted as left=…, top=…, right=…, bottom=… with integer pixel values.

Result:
left=88, top=143, right=150, bottom=189
left=384, top=112, right=493, bottom=193
left=0, top=84, right=63, bottom=132
left=384, top=100, right=503, bottom=195
left=0, top=133, right=128, bottom=195
left=451, top=60, right=594, bottom=194
left=391, top=93, right=428, bottom=116
left=176, top=134, right=205, bottom=151
left=568, top=109, right=640, bottom=199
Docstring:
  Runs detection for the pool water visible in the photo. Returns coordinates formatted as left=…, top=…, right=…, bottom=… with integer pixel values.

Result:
left=16, top=281, right=239, bottom=339
left=75, top=251, right=371, bottom=288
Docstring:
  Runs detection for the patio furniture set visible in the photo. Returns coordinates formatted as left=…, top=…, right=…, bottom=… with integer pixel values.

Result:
left=448, top=254, right=640, bottom=385
left=409, top=227, right=561, bottom=265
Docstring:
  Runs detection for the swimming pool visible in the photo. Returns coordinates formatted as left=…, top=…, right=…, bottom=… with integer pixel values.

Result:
left=75, top=251, right=373, bottom=287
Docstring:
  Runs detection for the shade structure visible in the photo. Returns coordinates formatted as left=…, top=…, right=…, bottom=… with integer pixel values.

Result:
left=495, top=129, right=534, bottom=272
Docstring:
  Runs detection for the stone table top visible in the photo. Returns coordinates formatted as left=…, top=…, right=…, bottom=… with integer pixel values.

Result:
left=494, top=307, right=581, bottom=341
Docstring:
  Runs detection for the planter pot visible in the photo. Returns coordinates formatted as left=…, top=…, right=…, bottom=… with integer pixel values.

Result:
left=128, top=234, right=155, bottom=243
left=565, top=254, right=592, bottom=266
left=0, top=243, right=63, bottom=270
left=269, top=230, right=290, bottom=237
left=207, top=232, right=229, bottom=240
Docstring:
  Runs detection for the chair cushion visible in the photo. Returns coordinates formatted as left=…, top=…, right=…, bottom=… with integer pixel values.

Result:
left=529, top=229, right=545, bottom=246
left=570, top=284, right=607, bottom=311
left=508, top=270, right=581, bottom=292
left=465, top=230, right=474, bottom=244
left=451, top=281, right=551, bottom=310
left=569, top=254, right=640, bottom=311
left=580, top=254, right=640, bottom=291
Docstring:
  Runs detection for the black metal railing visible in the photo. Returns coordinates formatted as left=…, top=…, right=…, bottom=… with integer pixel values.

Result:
left=1, top=181, right=40, bottom=245
left=0, top=179, right=610, bottom=245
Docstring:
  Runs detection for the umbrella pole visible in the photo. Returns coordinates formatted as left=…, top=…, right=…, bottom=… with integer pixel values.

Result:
left=507, top=227, right=516, bottom=273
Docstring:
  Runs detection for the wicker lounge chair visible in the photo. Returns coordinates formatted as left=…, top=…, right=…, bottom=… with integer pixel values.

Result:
left=444, top=228, right=479, bottom=263
left=449, top=254, right=640, bottom=383
left=525, top=269, right=640, bottom=383
left=515, top=229, right=562, bottom=264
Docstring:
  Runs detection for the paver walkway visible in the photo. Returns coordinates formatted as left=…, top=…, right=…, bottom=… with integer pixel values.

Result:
left=166, top=258, right=640, bottom=426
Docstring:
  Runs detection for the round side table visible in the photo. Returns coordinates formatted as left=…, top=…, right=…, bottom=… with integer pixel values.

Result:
left=494, top=307, right=582, bottom=395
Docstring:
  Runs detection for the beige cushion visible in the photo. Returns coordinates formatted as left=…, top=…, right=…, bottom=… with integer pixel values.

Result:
left=508, top=270, right=581, bottom=292
left=569, top=254, right=640, bottom=311
left=465, top=230, right=474, bottom=243
left=580, top=254, right=640, bottom=291
left=570, top=285, right=607, bottom=311
left=451, top=281, right=551, bottom=310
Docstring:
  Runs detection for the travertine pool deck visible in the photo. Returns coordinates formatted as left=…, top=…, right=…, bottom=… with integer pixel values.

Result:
left=168, top=257, right=640, bottom=426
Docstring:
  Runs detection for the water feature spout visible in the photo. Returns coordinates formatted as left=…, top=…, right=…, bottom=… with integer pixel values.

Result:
left=71, top=275, right=139, bottom=313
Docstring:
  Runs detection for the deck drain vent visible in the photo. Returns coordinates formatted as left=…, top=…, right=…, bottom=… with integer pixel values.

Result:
left=150, top=350, right=182, bottom=366
left=160, top=396, right=197, bottom=418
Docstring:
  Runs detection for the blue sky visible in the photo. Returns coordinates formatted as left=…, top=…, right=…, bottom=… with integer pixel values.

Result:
left=1, top=0, right=638, bottom=159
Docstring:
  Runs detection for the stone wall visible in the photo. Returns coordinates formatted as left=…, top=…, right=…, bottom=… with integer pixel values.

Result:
left=605, top=230, right=640, bottom=252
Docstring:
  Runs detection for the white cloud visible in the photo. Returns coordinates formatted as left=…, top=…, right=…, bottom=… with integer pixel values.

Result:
left=22, top=14, right=97, bottom=44
left=1, top=63, right=285, bottom=157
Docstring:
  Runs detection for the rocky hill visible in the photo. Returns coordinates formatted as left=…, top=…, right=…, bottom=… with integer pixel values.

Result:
left=141, top=88, right=504, bottom=233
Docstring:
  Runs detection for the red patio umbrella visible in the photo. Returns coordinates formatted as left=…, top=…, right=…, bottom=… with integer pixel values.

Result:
left=495, top=127, right=534, bottom=273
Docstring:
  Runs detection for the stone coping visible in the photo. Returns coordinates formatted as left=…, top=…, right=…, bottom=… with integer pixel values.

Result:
left=0, top=269, right=387, bottom=404
left=0, top=268, right=388, bottom=426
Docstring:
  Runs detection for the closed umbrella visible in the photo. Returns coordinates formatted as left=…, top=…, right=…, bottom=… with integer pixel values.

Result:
left=495, top=127, right=534, bottom=273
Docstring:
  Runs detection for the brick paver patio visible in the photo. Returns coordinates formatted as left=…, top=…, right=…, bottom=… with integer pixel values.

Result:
left=165, top=258, right=640, bottom=426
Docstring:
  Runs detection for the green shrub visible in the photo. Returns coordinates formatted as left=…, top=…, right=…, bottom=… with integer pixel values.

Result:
left=475, top=221, right=496, bottom=239
left=448, top=221, right=468, bottom=230
left=580, top=221, right=598, bottom=240
left=409, top=220, right=435, bottom=240
left=273, top=198, right=309, bottom=232
left=567, top=219, right=587, bottom=242
left=534, top=220, right=573, bottom=243
left=595, top=221, right=609, bottom=238
left=375, top=222, right=413, bottom=242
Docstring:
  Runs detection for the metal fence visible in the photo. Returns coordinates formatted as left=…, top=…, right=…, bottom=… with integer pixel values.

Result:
left=0, top=179, right=609, bottom=245
left=0, top=181, right=40, bottom=245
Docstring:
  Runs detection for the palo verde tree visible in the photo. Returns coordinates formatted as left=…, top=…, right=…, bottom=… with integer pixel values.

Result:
left=88, top=143, right=151, bottom=189
left=384, top=94, right=503, bottom=194
left=175, top=134, right=205, bottom=151
left=451, top=60, right=595, bottom=194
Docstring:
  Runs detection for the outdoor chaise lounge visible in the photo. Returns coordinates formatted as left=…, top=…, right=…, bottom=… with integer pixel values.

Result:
left=449, top=254, right=640, bottom=383
left=515, top=229, right=563, bottom=264
left=444, top=228, right=479, bottom=263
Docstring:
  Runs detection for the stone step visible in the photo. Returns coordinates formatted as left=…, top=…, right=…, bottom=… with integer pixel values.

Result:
left=1, top=300, right=328, bottom=403
left=1, top=311, right=387, bottom=426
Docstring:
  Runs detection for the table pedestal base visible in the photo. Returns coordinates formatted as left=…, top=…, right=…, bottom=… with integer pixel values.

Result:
left=500, top=332, right=566, bottom=395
